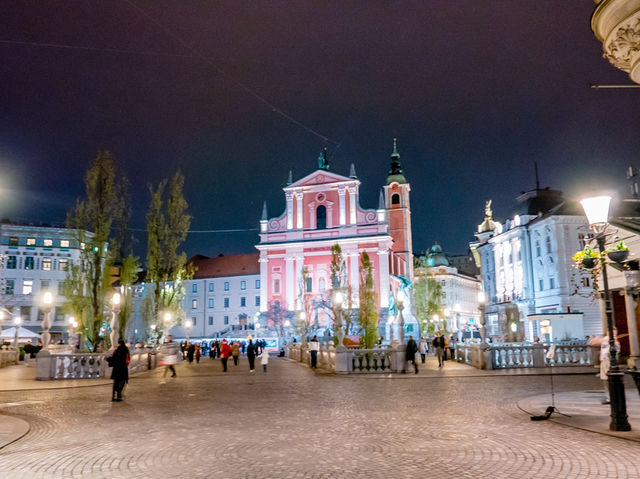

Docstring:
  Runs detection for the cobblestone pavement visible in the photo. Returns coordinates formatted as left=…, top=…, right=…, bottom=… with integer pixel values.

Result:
left=0, top=357, right=639, bottom=479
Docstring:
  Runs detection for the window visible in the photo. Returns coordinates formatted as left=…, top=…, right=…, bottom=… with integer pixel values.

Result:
left=391, top=193, right=400, bottom=205
left=255, top=279, right=260, bottom=289
left=21, top=306, right=31, bottom=322
left=9, top=237, right=18, bottom=246
left=546, top=236, right=552, bottom=254
left=41, top=280, right=49, bottom=290
left=27, top=238, right=36, bottom=246
left=6, top=256, right=17, bottom=269
left=240, top=280, right=246, bottom=290
left=44, top=239, right=53, bottom=248
left=192, top=299, right=198, bottom=309
left=24, top=257, right=34, bottom=270
left=208, top=316, right=213, bottom=325
left=59, top=259, right=68, bottom=271
left=208, top=298, right=214, bottom=309
left=209, top=282, right=214, bottom=292
left=55, top=309, right=64, bottom=322
left=57, top=282, right=64, bottom=295
left=582, top=277, right=590, bottom=287
left=191, top=317, right=197, bottom=326
left=240, top=297, right=246, bottom=307
left=224, top=315, right=229, bottom=325
left=224, top=281, right=230, bottom=291
left=224, top=298, right=229, bottom=308
left=37, top=308, right=46, bottom=321
left=316, top=205, right=327, bottom=229
left=5, top=279, right=14, bottom=295
left=255, top=296, right=260, bottom=307
left=60, top=240, right=69, bottom=248
left=306, top=276, right=312, bottom=293
left=535, top=241, right=541, bottom=257
left=192, top=283, right=198, bottom=293
left=23, top=280, right=33, bottom=295
left=539, top=279, right=543, bottom=291
left=42, top=258, right=52, bottom=271
left=549, top=278, right=555, bottom=289
left=273, top=278, right=280, bottom=295
left=319, top=278, right=326, bottom=291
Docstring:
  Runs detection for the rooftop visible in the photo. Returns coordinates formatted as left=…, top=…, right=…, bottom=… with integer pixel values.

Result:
left=189, top=253, right=260, bottom=279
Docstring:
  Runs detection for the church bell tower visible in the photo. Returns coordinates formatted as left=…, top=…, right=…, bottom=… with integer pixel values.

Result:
left=383, top=139, right=413, bottom=279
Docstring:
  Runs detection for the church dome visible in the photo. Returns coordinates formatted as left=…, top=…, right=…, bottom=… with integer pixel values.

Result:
left=427, top=243, right=449, bottom=267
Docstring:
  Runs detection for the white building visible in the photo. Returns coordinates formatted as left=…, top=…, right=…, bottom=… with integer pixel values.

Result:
left=170, top=253, right=261, bottom=339
left=470, top=189, right=601, bottom=342
left=414, top=244, right=481, bottom=338
left=0, top=224, right=85, bottom=340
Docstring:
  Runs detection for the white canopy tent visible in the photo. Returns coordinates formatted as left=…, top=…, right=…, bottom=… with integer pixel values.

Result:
left=0, top=327, right=41, bottom=341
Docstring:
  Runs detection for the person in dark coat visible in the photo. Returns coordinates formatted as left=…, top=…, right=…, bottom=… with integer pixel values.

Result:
left=247, top=339, right=256, bottom=372
left=433, top=331, right=446, bottom=368
left=110, top=340, right=130, bottom=401
left=406, top=335, right=419, bottom=374
left=187, top=342, right=195, bottom=363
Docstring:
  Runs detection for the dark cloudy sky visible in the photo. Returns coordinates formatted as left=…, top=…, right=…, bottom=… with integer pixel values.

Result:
left=1, top=1, right=639, bottom=259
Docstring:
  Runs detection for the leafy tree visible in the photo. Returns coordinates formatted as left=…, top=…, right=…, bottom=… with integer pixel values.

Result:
left=413, top=275, right=443, bottom=335
left=358, top=252, right=379, bottom=349
left=65, top=150, right=121, bottom=350
left=117, top=254, right=140, bottom=342
left=296, top=267, right=314, bottom=342
left=266, top=300, right=290, bottom=340
left=144, top=170, right=193, bottom=334
left=329, top=244, right=356, bottom=343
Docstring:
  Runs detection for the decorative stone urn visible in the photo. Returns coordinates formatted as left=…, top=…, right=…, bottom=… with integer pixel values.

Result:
left=592, top=0, right=640, bottom=84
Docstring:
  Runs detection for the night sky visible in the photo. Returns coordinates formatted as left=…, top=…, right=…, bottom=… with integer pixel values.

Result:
left=2, top=1, right=639, bottom=260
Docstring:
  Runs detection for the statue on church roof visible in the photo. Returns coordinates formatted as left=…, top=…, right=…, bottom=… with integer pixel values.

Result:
left=318, top=148, right=330, bottom=171
left=478, top=199, right=496, bottom=233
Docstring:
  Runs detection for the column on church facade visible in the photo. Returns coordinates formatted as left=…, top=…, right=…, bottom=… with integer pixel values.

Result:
left=378, top=249, right=390, bottom=308
left=338, top=188, right=346, bottom=226
left=296, top=193, right=303, bottom=229
left=259, top=254, right=268, bottom=312
left=348, top=187, right=357, bottom=225
left=349, top=250, right=360, bottom=307
left=285, top=256, right=295, bottom=310
left=295, top=255, right=304, bottom=311
left=286, top=193, right=294, bottom=230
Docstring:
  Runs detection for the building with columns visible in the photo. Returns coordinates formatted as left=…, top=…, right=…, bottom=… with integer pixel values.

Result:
left=255, top=143, right=414, bottom=332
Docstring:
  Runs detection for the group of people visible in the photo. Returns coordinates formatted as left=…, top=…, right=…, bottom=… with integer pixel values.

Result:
left=179, top=341, right=202, bottom=363
left=405, top=332, right=452, bottom=373
left=217, top=338, right=270, bottom=373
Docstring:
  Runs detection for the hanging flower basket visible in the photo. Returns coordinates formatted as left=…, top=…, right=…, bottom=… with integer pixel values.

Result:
left=607, top=250, right=629, bottom=263
left=582, top=257, right=597, bottom=269
left=572, top=246, right=600, bottom=270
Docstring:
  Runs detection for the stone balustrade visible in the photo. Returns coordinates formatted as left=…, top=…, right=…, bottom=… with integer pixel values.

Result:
left=37, top=346, right=158, bottom=380
left=0, top=345, right=19, bottom=368
left=288, top=342, right=405, bottom=374
left=455, top=341, right=598, bottom=370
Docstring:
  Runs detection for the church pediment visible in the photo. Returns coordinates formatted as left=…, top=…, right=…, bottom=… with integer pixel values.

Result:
left=287, top=170, right=354, bottom=189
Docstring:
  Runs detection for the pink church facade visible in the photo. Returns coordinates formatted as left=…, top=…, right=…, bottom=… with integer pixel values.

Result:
left=256, top=144, right=413, bottom=328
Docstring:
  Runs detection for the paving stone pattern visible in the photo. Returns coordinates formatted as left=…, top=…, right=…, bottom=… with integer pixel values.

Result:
left=0, top=357, right=638, bottom=479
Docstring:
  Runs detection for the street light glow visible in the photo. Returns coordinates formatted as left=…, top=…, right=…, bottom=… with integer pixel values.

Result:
left=334, top=291, right=344, bottom=304
left=454, top=303, right=461, bottom=313
left=185, top=319, right=192, bottom=329
left=14, top=316, right=21, bottom=325
left=43, top=291, right=53, bottom=305
left=580, top=195, right=611, bottom=226
left=163, top=311, right=172, bottom=323
left=478, top=291, right=486, bottom=304
left=284, top=320, right=291, bottom=327
left=68, top=316, right=75, bottom=325
left=112, top=292, right=121, bottom=306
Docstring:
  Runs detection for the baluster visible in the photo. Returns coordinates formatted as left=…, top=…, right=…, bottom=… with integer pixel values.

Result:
left=514, top=348, right=521, bottom=367
left=66, top=357, right=74, bottom=378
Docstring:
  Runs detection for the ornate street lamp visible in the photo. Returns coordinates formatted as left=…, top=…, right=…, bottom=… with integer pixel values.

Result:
left=109, top=292, right=122, bottom=350
left=13, top=316, right=21, bottom=348
left=580, top=194, right=631, bottom=431
left=162, top=311, right=172, bottom=341
left=41, top=291, right=54, bottom=348
left=477, top=291, right=486, bottom=345
left=184, top=319, right=192, bottom=343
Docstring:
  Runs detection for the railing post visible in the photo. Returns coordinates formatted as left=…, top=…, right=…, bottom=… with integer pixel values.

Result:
left=532, top=343, right=545, bottom=367
left=334, top=347, right=350, bottom=374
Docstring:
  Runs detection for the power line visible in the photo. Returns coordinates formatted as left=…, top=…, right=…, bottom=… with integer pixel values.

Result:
left=122, top=0, right=339, bottom=145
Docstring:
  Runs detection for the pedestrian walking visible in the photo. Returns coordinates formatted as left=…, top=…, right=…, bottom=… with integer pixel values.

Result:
left=231, top=342, right=240, bottom=366
left=309, top=335, right=319, bottom=369
left=589, top=331, right=620, bottom=404
left=247, top=339, right=256, bottom=372
left=109, top=340, right=130, bottom=401
left=449, top=335, right=457, bottom=361
left=220, top=339, right=231, bottom=372
left=209, top=342, right=216, bottom=359
left=187, top=342, right=195, bottom=363
left=433, top=331, right=445, bottom=368
left=260, top=347, right=269, bottom=373
left=406, top=335, right=418, bottom=374
left=159, top=335, right=180, bottom=378
left=418, top=337, right=428, bottom=364
left=195, top=343, right=201, bottom=363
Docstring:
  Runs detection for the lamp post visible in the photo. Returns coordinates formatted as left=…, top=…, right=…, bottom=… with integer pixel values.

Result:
left=454, top=303, right=462, bottom=341
left=13, top=316, right=21, bottom=347
left=477, top=291, right=486, bottom=345
left=109, top=292, right=122, bottom=350
left=580, top=194, right=631, bottom=431
left=150, top=324, right=157, bottom=346
left=185, top=319, right=192, bottom=343
left=68, top=316, right=76, bottom=347
left=163, top=311, right=172, bottom=343
left=41, top=291, right=54, bottom=349
left=254, top=321, right=260, bottom=341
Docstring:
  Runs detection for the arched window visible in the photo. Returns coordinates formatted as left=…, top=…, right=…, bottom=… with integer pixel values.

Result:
left=391, top=193, right=400, bottom=205
left=316, top=205, right=327, bottom=229
left=546, top=236, right=552, bottom=254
